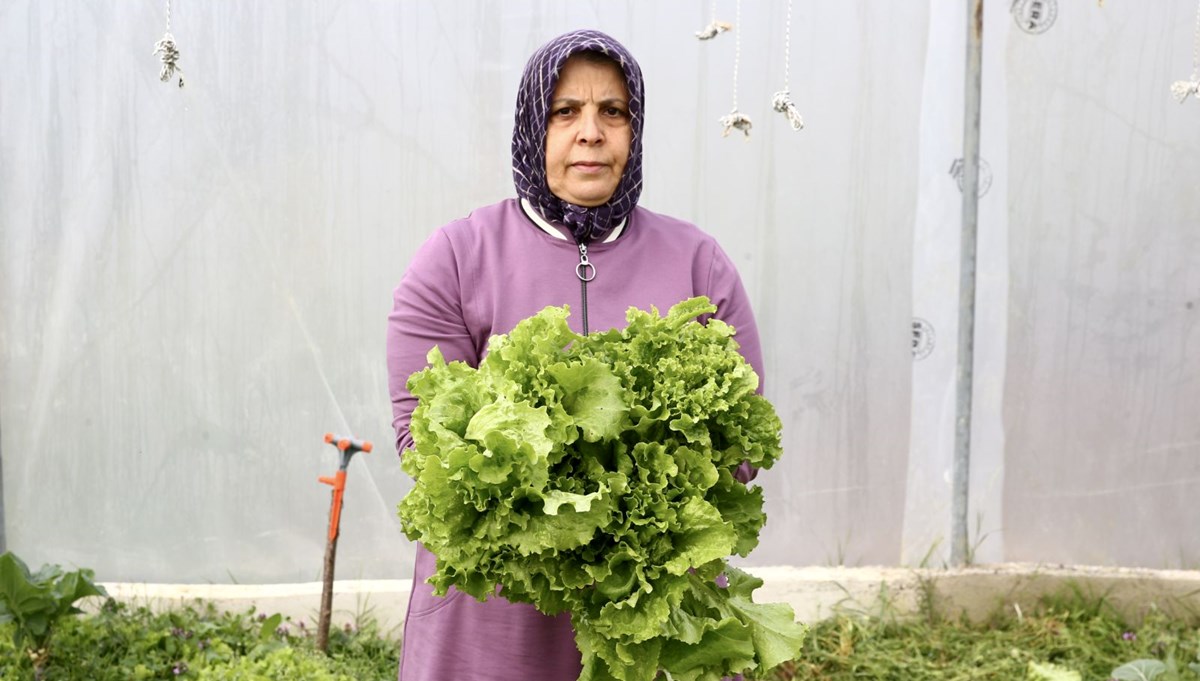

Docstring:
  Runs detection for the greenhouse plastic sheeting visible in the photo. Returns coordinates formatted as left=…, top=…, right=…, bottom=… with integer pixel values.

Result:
left=1, top=1, right=1197, bottom=583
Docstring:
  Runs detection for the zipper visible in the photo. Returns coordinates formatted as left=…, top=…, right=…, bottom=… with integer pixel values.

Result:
left=575, top=242, right=595, bottom=335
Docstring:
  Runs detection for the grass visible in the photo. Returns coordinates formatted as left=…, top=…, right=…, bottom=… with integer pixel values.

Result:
left=767, top=587, right=1200, bottom=680
left=2, top=588, right=1197, bottom=680
left=0, top=599, right=399, bottom=680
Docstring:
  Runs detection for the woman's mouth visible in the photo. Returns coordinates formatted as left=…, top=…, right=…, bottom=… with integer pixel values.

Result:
left=571, top=162, right=607, bottom=174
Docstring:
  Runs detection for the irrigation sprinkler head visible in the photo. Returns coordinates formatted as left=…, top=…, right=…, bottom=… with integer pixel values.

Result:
left=323, top=432, right=372, bottom=470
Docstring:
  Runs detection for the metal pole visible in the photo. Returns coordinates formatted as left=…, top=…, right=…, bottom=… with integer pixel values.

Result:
left=952, top=0, right=984, bottom=567
left=0, top=410, right=6, bottom=554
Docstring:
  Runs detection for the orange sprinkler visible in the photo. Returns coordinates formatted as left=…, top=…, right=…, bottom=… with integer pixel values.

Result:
left=316, top=432, right=372, bottom=652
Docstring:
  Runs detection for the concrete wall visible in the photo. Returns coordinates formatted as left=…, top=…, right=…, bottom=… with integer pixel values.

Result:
left=95, top=564, right=1200, bottom=641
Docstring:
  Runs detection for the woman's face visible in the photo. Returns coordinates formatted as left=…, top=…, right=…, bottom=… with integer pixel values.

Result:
left=544, top=55, right=632, bottom=207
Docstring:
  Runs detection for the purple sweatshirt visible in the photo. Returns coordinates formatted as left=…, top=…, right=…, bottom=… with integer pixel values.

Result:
left=387, top=198, right=763, bottom=681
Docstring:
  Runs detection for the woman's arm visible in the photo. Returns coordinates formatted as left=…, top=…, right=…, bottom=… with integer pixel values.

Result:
left=386, top=229, right=479, bottom=456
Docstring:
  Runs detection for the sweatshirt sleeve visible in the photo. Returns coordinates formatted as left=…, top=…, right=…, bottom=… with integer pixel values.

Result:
left=387, top=229, right=479, bottom=457
left=705, top=239, right=765, bottom=483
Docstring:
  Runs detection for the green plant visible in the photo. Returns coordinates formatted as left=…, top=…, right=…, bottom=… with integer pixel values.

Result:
left=399, top=297, right=803, bottom=680
left=963, top=512, right=996, bottom=566
left=1110, top=655, right=1200, bottom=680
left=914, top=573, right=943, bottom=627
left=765, top=587, right=1200, bottom=680
left=0, top=551, right=107, bottom=679
left=917, top=537, right=944, bottom=569
left=0, top=599, right=400, bottom=680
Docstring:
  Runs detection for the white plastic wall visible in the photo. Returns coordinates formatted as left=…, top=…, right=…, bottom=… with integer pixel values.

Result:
left=1, top=1, right=1197, bottom=584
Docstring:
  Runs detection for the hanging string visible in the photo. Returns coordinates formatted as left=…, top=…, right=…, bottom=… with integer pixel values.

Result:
left=153, top=0, right=184, bottom=87
left=1171, top=0, right=1200, bottom=103
left=695, top=0, right=732, bottom=41
left=719, top=0, right=752, bottom=138
left=771, top=0, right=804, bottom=130
left=731, top=0, right=740, bottom=112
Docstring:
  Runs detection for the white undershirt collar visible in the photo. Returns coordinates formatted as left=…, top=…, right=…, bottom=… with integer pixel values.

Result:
left=520, top=198, right=626, bottom=244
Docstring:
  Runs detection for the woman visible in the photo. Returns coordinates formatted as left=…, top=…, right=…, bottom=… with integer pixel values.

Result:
left=387, top=29, right=763, bottom=681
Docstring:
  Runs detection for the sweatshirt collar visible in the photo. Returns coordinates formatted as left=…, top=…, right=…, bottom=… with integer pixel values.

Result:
left=520, top=198, right=625, bottom=244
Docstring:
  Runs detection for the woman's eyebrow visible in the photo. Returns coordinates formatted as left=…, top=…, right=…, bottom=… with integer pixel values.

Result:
left=549, top=97, right=628, bottom=108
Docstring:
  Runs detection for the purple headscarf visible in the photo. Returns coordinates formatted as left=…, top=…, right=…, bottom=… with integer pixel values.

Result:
left=512, top=30, right=645, bottom=244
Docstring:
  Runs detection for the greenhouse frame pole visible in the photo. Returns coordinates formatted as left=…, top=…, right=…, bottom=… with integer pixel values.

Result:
left=952, top=0, right=984, bottom=567
left=0, top=412, right=5, bottom=554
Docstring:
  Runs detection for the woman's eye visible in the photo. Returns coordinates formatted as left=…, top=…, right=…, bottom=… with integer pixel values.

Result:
left=555, top=107, right=574, bottom=116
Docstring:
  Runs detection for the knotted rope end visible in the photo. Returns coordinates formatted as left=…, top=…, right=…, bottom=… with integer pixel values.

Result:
left=153, top=32, right=184, bottom=87
left=771, top=90, right=805, bottom=131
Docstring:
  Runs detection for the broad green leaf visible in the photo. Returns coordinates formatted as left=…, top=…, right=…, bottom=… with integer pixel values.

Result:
left=659, top=618, right=757, bottom=681
left=699, top=566, right=806, bottom=671
left=0, top=552, right=45, bottom=609
left=708, top=473, right=767, bottom=556
left=507, top=503, right=605, bottom=555
left=662, top=497, right=737, bottom=576
left=549, top=358, right=628, bottom=442
left=51, top=569, right=106, bottom=618
left=26, top=611, right=49, bottom=637
left=542, top=489, right=603, bottom=515
left=259, top=613, right=282, bottom=640
left=1111, top=660, right=1169, bottom=681
left=464, top=396, right=553, bottom=460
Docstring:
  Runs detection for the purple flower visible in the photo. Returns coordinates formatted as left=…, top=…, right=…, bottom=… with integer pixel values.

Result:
left=172, top=661, right=188, bottom=675
left=1122, top=631, right=1137, bottom=641
left=197, top=639, right=207, bottom=650
left=715, top=573, right=729, bottom=589
left=275, top=625, right=289, bottom=637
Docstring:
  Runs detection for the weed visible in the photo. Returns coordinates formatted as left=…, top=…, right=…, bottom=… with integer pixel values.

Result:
left=764, top=587, right=1200, bottom=680
left=0, top=599, right=399, bottom=680
left=0, top=552, right=107, bottom=680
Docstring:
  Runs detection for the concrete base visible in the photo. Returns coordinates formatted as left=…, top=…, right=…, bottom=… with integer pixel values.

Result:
left=750, top=564, right=1200, bottom=625
left=94, top=563, right=1200, bottom=641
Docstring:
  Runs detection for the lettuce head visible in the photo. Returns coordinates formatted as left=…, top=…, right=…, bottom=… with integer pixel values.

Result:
left=398, top=297, right=804, bottom=680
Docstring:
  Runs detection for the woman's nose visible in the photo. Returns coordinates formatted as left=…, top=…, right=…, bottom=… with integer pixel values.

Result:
left=576, top=110, right=604, bottom=145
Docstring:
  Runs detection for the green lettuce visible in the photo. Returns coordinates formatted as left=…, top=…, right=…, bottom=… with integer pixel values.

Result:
left=398, top=297, right=804, bottom=680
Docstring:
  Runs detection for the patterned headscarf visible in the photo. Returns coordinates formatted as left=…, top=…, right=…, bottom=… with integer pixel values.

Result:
left=512, top=30, right=645, bottom=243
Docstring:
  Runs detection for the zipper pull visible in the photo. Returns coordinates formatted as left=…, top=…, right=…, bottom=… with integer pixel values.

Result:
left=576, top=243, right=595, bottom=282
